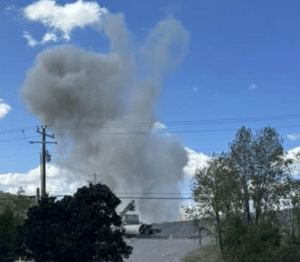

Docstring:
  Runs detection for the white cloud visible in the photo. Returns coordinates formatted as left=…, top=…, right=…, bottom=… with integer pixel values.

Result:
left=42, top=32, right=58, bottom=43
left=249, top=84, right=257, bottom=90
left=0, top=164, right=87, bottom=196
left=0, top=101, right=11, bottom=119
left=23, top=30, right=58, bottom=46
left=285, top=146, right=300, bottom=176
left=23, top=0, right=108, bottom=45
left=287, top=133, right=300, bottom=141
left=0, top=148, right=209, bottom=197
left=183, top=147, right=209, bottom=178
left=152, top=121, right=167, bottom=131
left=23, top=31, right=38, bottom=47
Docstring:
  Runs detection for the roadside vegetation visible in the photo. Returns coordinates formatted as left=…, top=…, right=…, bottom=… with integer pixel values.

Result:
left=0, top=184, right=132, bottom=262
left=185, top=126, right=300, bottom=262
left=183, top=243, right=223, bottom=262
left=0, top=187, right=32, bottom=260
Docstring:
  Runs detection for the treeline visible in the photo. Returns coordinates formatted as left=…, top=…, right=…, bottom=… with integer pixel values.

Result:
left=187, top=126, right=300, bottom=262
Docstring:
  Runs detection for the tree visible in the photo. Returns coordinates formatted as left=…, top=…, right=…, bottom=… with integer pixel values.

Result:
left=16, top=183, right=132, bottom=262
left=0, top=204, right=18, bottom=259
left=229, top=127, right=292, bottom=225
left=188, top=153, right=239, bottom=253
left=188, top=126, right=295, bottom=261
left=13, top=187, right=33, bottom=225
left=229, top=127, right=254, bottom=225
left=250, top=127, right=289, bottom=223
left=0, top=188, right=32, bottom=260
left=223, top=127, right=293, bottom=261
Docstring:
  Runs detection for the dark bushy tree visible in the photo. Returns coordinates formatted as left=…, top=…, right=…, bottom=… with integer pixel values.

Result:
left=222, top=215, right=282, bottom=262
left=0, top=187, right=32, bottom=260
left=0, top=205, right=18, bottom=259
left=17, top=183, right=132, bottom=262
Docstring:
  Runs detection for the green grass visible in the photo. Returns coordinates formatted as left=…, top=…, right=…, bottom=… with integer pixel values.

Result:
left=183, top=244, right=223, bottom=262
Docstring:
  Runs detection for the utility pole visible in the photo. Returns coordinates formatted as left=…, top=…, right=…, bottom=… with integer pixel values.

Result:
left=30, top=126, right=57, bottom=198
left=88, top=173, right=102, bottom=185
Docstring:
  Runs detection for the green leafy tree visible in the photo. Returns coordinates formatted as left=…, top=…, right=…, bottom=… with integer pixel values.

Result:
left=222, top=213, right=282, bottom=262
left=16, top=183, right=132, bottom=262
left=250, top=127, right=289, bottom=223
left=188, top=153, right=239, bottom=253
left=229, top=127, right=254, bottom=225
left=13, top=187, right=33, bottom=225
left=189, top=126, right=296, bottom=261
left=0, top=204, right=18, bottom=259
left=223, top=127, right=293, bottom=261
left=0, top=188, right=32, bottom=260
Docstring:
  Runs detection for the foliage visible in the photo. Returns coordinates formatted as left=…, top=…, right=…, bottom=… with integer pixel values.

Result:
left=16, top=183, right=132, bottom=262
left=182, top=243, right=223, bottom=262
left=280, top=180, right=300, bottom=242
left=229, top=126, right=254, bottom=224
left=188, top=126, right=297, bottom=260
left=187, top=153, right=240, bottom=252
left=0, top=187, right=33, bottom=259
left=276, top=244, right=300, bottom=262
left=13, top=187, right=33, bottom=225
left=0, top=205, right=18, bottom=259
left=222, top=215, right=282, bottom=262
left=229, top=127, right=291, bottom=225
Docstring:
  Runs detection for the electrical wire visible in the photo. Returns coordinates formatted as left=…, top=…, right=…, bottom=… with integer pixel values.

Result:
left=0, top=136, right=39, bottom=143
left=49, top=114, right=300, bottom=129
left=0, top=126, right=36, bottom=135
left=43, top=124, right=300, bottom=137
left=1, top=113, right=300, bottom=134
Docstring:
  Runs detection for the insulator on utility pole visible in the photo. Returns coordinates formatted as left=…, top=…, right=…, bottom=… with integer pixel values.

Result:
left=46, top=150, right=51, bottom=162
left=30, top=126, right=57, bottom=199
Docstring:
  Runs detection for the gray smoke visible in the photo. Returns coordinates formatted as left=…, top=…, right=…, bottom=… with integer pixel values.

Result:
left=21, top=13, right=190, bottom=223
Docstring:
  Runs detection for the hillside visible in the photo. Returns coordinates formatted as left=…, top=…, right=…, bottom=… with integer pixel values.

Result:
left=0, top=191, right=34, bottom=217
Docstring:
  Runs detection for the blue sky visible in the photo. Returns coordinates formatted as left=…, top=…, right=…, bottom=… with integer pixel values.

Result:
left=0, top=0, right=300, bottom=221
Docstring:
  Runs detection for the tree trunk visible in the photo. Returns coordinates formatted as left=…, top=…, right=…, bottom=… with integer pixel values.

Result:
left=215, top=211, right=223, bottom=253
left=199, top=228, right=202, bottom=246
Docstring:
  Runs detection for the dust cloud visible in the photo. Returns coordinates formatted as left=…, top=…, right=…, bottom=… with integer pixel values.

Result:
left=21, top=13, right=190, bottom=223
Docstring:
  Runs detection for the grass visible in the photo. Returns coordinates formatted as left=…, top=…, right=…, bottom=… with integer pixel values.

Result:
left=182, top=243, right=223, bottom=262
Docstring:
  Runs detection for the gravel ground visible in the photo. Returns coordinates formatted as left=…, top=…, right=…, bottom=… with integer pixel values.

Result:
left=124, top=237, right=213, bottom=262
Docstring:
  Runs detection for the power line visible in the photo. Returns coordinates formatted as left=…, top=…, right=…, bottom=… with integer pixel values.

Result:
left=0, top=126, right=36, bottom=135
left=0, top=136, right=39, bottom=143
left=0, top=123, right=299, bottom=144
left=1, top=113, right=299, bottom=135
left=49, top=124, right=300, bottom=137
left=49, top=114, right=300, bottom=129
left=39, top=192, right=300, bottom=201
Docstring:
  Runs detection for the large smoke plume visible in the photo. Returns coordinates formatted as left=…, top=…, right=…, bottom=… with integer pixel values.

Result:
left=21, top=13, right=190, bottom=222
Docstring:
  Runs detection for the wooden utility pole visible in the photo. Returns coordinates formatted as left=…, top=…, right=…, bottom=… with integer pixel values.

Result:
left=30, top=126, right=57, bottom=198
left=36, top=188, right=40, bottom=204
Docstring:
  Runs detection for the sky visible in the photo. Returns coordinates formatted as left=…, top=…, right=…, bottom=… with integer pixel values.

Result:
left=0, top=0, right=300, bottom=222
